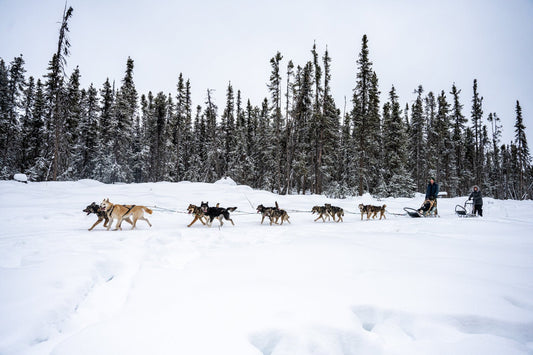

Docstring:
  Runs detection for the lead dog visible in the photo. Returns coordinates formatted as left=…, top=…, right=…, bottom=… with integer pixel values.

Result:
left=100, top=198, right=153, bottom=230
left=83, top=202, right=132, bottom=231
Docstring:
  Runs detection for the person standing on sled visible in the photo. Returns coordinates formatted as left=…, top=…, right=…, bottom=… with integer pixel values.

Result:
left=468, top=185, right=483, bottom=216
left=418, top=177, right=439, bottom=215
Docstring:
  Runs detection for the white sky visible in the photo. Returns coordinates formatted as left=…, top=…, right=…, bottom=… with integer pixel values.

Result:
left=1, top=0, right=532, bottom=143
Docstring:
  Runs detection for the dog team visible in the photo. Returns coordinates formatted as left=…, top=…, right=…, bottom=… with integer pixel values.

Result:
left=83, top=199, right=387, bottom=231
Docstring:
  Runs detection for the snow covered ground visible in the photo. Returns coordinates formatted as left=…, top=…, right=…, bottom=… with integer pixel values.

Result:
left=0, top=179, right=532, bottom=355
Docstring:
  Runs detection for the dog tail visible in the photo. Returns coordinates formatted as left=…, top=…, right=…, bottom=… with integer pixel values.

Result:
left=143, top=207, right=153, bottom=214
left=227, top=207, right=237, bottom=212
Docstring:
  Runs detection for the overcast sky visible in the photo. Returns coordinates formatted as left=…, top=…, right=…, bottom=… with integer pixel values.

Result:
left=1, top=0, right=532, bottom=143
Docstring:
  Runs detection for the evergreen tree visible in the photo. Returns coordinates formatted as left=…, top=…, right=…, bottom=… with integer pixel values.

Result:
left=25, top=79, right=47, bottom=180
left=424, top=91, right=437, bottom=177
left=19, top=76, right=35, bottom=174
left=514, top=100, right=531, bottom=198
left=348, top=35, right=382, bottom=195
left=111, top=57, right=138, bottom=182
left=49, top=5, right=74, bottom=180
left=74, top=84, right=99, bottom=178
left=203, top=89, right=219, bottom=181
left=146, top=92, right=169, bottom=181
left=94, top=78, right=115, bottom=182
left=268, top=52, right=284, bottom=192
left=60, top=66, right=82, bottom=179
left=471, top=79, right=484, bottom=184
left=408, top=85, right=426, bottom=191
left=0, top=55, right=25, bottom=178
left=487, top=112, right=503, bottom=197
left=321, top=47, right=342, bottom=197
left=220, top=82, right=235, bottom=177
left=434, top=91, right=456, bottom=195
left=450, top=83, right=467, bottom=195
left=381, top=86, right=414, bottom=197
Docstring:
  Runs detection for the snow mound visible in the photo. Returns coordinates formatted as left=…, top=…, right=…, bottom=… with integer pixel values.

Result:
left=77, top=179, right=103, bottom=186
left=13, top=173, right=28, bottom=183
left=214, top=177, right=237, bottom=186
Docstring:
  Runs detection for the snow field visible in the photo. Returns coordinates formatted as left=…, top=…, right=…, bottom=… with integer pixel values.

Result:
left=0, top=179, right=532, bottom=355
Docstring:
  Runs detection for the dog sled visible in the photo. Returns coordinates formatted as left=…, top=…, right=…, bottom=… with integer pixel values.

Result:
left=455, top=200, right=477, bottom=218
left=404, top=198, right=438, bottom=218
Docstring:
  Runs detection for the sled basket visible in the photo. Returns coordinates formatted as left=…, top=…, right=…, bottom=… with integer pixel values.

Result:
left=403, top=207, right=422, bottom=218
left=456, top=200, right=476, bottom=218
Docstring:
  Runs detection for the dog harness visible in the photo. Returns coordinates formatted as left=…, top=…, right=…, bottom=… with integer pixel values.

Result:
left=121, top=205, right=135, bottom=218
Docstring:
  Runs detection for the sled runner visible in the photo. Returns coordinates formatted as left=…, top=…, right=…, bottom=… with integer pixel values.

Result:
left=455, top=200, right=477, bottom=218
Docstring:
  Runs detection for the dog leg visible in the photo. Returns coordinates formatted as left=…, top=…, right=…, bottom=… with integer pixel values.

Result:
left=89, top=218, right=103, bottom=231
left=107, top=217, right=113, bottom=230
left=115, top=218, right=123, bottom=230
left=188, top=216, right=198, bottom=227
left=139, top=216, right=151, bottom=227
left=129, top=217, right=137, bottom=230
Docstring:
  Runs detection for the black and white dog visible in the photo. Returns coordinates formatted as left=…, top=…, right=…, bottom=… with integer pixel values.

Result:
left=200, top=201, right=237, bottom=227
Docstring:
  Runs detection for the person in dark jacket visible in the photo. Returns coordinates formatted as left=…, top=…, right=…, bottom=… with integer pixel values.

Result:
left=468, top=185, right=483, bottom=216
left=418, top=177, right=440, bottom=215
left=425, top=177, right=439, bottom=200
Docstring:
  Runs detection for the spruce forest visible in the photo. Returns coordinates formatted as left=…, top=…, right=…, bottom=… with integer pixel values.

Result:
left=0, top=7, right=531, bottom=199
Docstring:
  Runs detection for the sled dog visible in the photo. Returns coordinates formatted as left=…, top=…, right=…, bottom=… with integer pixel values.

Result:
left=311, top=205, right=331, bottom=222
left=187, top=204, right=207, bottom=227
left=200, top=201, right=237, bottom=227
left=100, top=198, right=153, bottom=230
left=84, top=202, right=132, bottom=231
left=325, top=203, right=344, bottom=222
left=358, top=203, right=387, bottom=220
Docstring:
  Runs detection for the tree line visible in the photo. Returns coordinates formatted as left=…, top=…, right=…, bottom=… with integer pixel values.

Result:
left=0, top=7, right=531, bottom=199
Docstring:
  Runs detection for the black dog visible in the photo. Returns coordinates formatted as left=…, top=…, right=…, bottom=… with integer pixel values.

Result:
left=200, top=201, right=237, bottom=227
left=83, top=202, right=132, bottom=231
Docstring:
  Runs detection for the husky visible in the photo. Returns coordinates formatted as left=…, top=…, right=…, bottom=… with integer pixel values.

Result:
left=187, top=204, right=207, bottom=227
left=256, top=204, right=277, bottom=224
left=200, top=201, right=237, bottom=227
left=325, top=203, right=344, bottom=222
left=358, top=203, right=387, bottom=220
left=311, top=205, right=331, bottom=222
left=269, top=208, right=290, bottom=225
left=100, top=198, right=153, bottom=230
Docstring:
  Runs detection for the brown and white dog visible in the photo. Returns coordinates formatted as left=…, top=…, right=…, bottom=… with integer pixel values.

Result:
left=83, top=202, right=132, bottom=231
left=358, top=203, right=387, bottom=220
left=187, top=204, right=207, bottom=227
left=100, top=198, right=153, bottom=230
